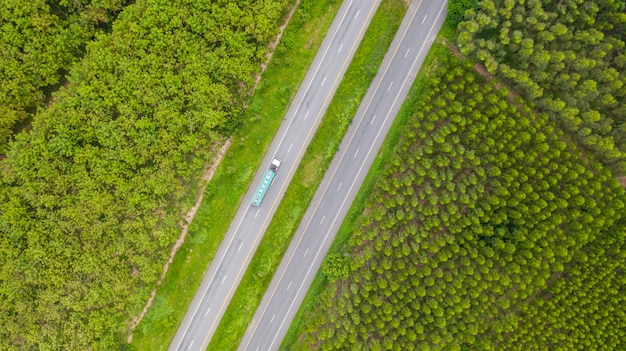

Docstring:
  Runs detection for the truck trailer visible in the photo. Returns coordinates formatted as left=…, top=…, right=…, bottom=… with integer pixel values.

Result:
left=251, top=158, right=281, bottom=207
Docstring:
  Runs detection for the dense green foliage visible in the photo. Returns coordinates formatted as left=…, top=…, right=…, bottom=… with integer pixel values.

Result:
left=0, top=0, right=289, bottom=349
left=0, top=0, right=128, bottom=152
left=446, top=0, right=479, bottom=27
left=457, top=0, right=626, bottom=173
left=291, top=51, right=626, bottom=350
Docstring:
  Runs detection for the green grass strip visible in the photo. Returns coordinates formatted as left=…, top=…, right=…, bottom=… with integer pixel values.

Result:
left=279, top=17, right=458, bottom=350
left=128, top=1, right=342, bottom=349
left=207, top=1, right=409, bottom=350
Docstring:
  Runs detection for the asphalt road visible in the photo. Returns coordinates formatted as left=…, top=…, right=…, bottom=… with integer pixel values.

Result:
left=169, top=1, right=382, bottom=350
left=237, top=1, right=448, bottom=350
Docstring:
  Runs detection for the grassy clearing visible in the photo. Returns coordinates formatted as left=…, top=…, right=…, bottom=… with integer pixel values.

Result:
left=279, top=17, right=458, bottom=350
left=128, top=1, right=342, bottom=349
left=207, top=0, right=409, bottom=350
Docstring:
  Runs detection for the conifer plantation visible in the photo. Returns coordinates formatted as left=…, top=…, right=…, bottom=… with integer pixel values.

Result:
left=291, top=49, right=626, bottom=350
left=457, top=0, right=626, bottom=173
left=287, top=1, right=626, bottom=349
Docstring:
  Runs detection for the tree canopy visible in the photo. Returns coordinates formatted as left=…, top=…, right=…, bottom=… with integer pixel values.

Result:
left=0, top=0, right=128, bottom=153
left=290, top=49, right=626, bottom=350
left=458, top=0, right=626, bottom=174
left=0, top=0, right=290, bottom=348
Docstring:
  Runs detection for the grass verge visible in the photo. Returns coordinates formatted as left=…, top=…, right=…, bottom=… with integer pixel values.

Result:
left=207, top=0, right=410, bottom=350
left=279, top=16, right=458, bottom=350
left=128, top=1, right=343, bottom=349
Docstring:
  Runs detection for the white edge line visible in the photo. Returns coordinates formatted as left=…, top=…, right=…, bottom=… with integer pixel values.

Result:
left=234, top=5, right=357, bottom=350
left=266, top=3, right=448, bottom=349
left=270, top=0, right=354, bottom=159
left=174, top=205, right=249, bottom=350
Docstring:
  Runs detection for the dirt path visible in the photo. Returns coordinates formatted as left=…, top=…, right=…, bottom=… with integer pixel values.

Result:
left=127, top=139, right=231, bottom=342
left=127, top=1, right=301, bottom=342
left=448, top=41, right=518, bottom=101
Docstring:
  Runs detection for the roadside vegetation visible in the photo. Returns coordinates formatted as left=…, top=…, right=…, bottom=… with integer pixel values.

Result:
left=0, top=0, right=129, bottom=153
left=129, top=0, right=345, bottom=349
left=208, top=1, right=409, bottom=349
left=0, top=0, right=292, bottom=349
left=282, top=0, right=626, bottom=349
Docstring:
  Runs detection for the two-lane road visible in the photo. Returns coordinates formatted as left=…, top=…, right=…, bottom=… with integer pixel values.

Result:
left=169, top=1, right=382, bottom=350
left=238, top=1, right=448, bottom=350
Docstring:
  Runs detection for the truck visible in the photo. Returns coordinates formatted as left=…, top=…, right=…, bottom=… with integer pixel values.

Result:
left=251, top=158, right=281, bottom=207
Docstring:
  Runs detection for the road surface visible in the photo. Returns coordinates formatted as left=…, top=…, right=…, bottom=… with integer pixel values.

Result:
left=169, top=1, right=381, bottom=350
left=238, top=1, right=448, bottom=350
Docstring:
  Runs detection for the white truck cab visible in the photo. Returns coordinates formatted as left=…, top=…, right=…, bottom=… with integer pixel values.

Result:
left=270, top=158, right=281, bottom=171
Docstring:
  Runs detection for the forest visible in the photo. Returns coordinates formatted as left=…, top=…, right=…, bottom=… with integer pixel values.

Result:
left=286, top=1, right=626, bottom=349
left=2, top=0, right=625, bottom=349
left=290, top=49, right=626, bottom=350
left=0, top=0, right=129, bottom=153
left=0, top=0, right=291, bottom=349
left=457, top=0, right=626, bottom=174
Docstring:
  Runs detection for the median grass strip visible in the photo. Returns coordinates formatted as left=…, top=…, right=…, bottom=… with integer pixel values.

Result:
left=128, top=1, right=343, bottom=349
left=279, top=18, right=458, bottom=350
left=207, top=1, right=409, bottom=350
